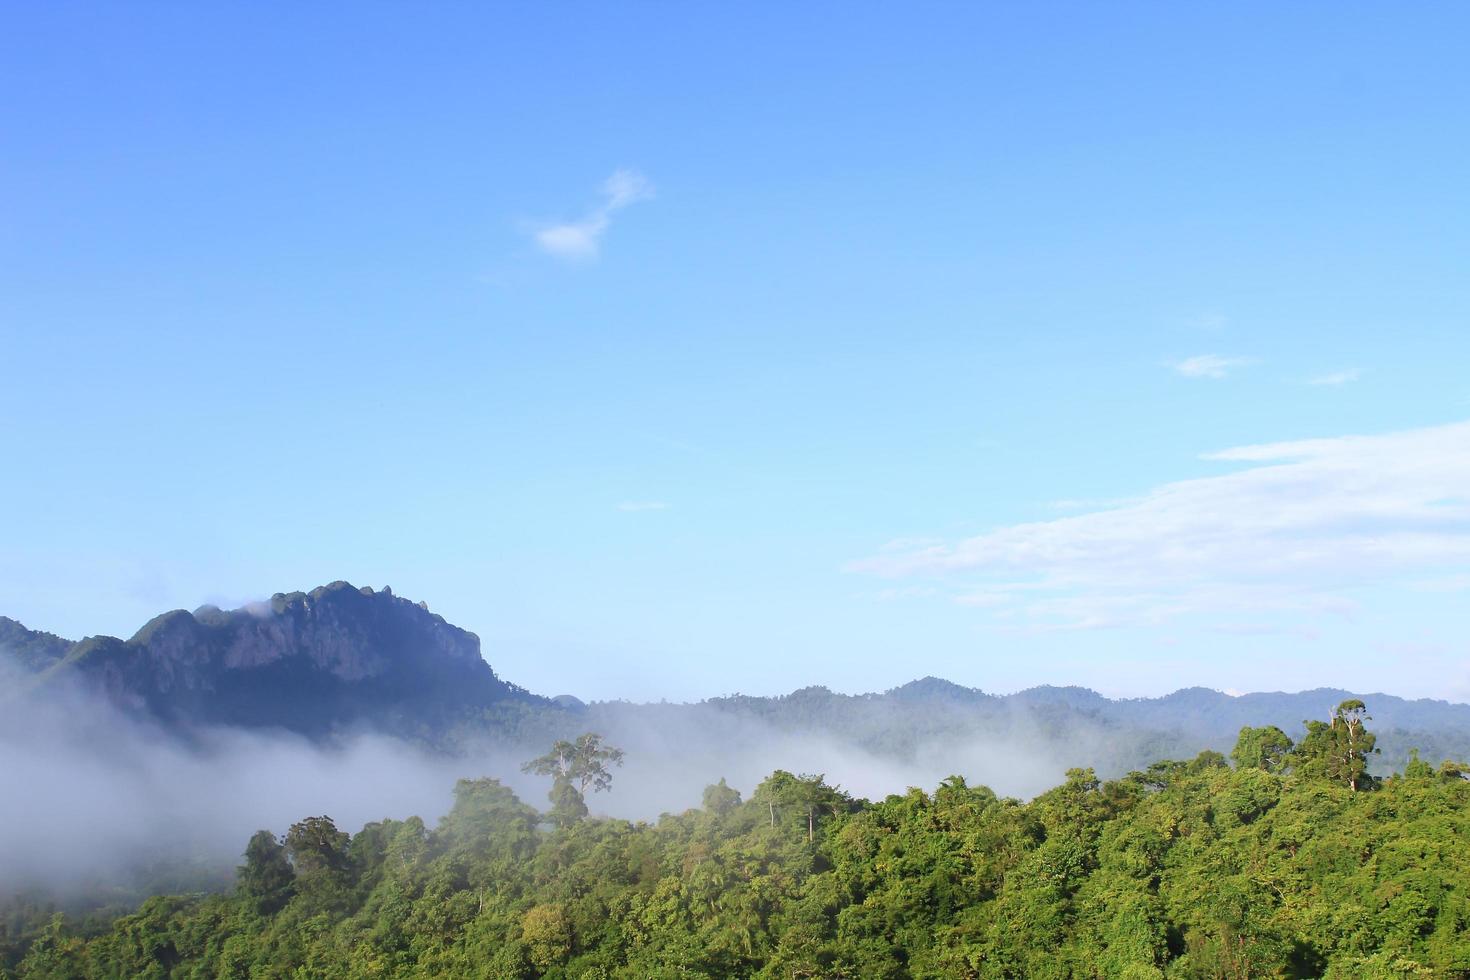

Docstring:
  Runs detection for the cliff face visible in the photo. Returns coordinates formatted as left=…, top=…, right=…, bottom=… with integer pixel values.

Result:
left=35, top=581, right=536, bottom=736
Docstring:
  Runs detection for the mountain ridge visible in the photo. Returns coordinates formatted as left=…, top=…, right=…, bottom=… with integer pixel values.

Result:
left=9, top=597, right=1467, bottom=715
left=4, top=583, right=1469, bottom=769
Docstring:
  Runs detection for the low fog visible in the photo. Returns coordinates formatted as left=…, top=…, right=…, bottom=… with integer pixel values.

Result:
left=1, top=659, right=1079, bottom=895
left=585, top=705, right=1070, bottom=820
left=0, top=679, right=502, bottom=890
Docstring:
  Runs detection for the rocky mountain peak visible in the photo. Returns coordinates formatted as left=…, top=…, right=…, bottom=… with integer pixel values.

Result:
left=26, top=581, right=538, bottom=736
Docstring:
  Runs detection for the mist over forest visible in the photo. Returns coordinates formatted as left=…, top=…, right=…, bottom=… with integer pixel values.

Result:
left=0, top=625, right=1098, bottom=894
left=5, top=584, right=1469, bottom=902
left=0, top=676, right=1066, bottom=890
left=7, top=608, right=1470, bottom=977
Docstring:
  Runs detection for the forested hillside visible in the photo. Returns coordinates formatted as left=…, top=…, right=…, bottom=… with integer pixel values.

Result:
left=8, top=702, right=1469, bottom=979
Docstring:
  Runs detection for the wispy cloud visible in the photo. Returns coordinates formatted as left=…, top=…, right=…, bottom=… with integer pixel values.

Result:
left=849, top=420, right=1470, bottom=630
left=1172, top=354, right=1252, bottom=379
left=1307, top=369, right=1362, bottom=386
left=617, top=501, right=669, bottom=512
left=533, top=170, right=653, bottom=259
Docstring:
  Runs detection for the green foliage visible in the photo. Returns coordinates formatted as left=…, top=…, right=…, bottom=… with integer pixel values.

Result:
left=1231, top=725, right=1294, bottom=773
left=522, top=733, right=625, bottom=828
left=283, top=815, right=354, bottom=914
left=237, top=830, right=294, bottom=915
left=10, top=703, right=1470, bottom=979
left=701, top=778, right=741, bottom=816
left=1295, top=699, right=1381, bottom=791
left=521, top=904, right=572, bottom=971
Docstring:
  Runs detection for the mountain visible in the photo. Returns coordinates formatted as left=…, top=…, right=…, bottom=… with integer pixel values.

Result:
left=0, top=617, right=73, bottom=673
left=672, top=678, right=1470, bottom=776
left=1009, top=683, right=1470, bottom=765
left=8, top=581, right=541, bottom=737
left=5, top=582, right=1469, bottom=773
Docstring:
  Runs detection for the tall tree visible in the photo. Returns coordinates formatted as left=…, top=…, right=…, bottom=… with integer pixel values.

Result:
left=751, top=770, right=850, bottom=841
left=283, top=815, right=354, bottom=910
left=1295, top=699, right=1379, bottom=791
left=522, top=732, right=624, bottom=827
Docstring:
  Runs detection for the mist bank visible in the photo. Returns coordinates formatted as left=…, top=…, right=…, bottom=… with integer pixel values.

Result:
left=0, top=668, right=1092, bottom=895
left=7, top=580, right=1470, bottom=896
left=10, top=664, right=1466, bottom=899
left=13, top=707, right=1470, bottom=980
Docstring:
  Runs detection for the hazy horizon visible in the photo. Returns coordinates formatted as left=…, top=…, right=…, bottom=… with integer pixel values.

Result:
left=9, top=585, right=1468, bottom=708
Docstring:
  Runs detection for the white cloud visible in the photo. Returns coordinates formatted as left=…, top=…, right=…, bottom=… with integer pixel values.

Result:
left=849, top=420, right=1470, bottom=630
left=617, top=501, right=669, bottom=512
left=533, top=169, right=653, bottom=259
left=1307, top=369, right=1362, bottom=386
left=1172, top=354, right=1252, bottom=379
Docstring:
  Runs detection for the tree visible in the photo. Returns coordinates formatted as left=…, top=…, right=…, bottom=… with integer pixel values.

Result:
left=439, top=777, right=539, bottom=860
left=284, top=815, right=354, bottom=910
left=1438, top=759, right=1470, bottom=781
left=750, top=770, right=850, bottom=841
left=1295, top=699, right=1379, bottom=791
left=237, top=829, right=295, bottom=915
left=522, top=732, right=624, bottom=827
left=521, top=904, right=572, bottom=971
left=702, top=777, right=742, bottom=816
left=1188, top=750, right=1230, bottom=773
left=15, top=914, right=85, bottom=977
left=1231, top=725, right=1294, bottom=773
left=1403, top=748, right=1435, bottom=780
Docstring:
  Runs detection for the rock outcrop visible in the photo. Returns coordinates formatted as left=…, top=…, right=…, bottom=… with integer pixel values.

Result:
left=29, top=581, right=537, bottom=736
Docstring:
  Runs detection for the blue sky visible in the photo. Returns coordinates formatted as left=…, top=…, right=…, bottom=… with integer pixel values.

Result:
left=3, top=3, right=1468, bottom=701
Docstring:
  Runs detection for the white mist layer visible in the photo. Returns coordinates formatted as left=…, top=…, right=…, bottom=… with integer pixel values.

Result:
left=0, top=662, right=1075, bottom=889
left=583, top=713, right=1067, bottom=822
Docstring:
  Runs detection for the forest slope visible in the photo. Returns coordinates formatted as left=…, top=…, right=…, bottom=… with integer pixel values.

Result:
left=8, top=705, right=1470, bottom=979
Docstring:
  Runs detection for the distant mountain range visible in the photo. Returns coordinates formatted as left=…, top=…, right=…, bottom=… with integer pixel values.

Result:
left=5, top=581, right=1468, bottom=774
left=644, top=676, right=1470, bottom=776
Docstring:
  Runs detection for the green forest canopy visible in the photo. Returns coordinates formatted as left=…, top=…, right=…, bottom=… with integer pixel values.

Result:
left=7, top=701, right=1470, bottom=979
